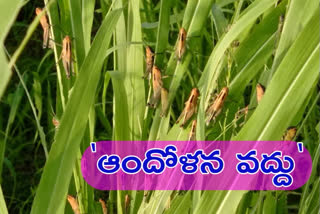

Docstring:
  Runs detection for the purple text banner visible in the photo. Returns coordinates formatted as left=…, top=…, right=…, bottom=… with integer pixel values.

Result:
left=81, top=141, right=311, bottom=190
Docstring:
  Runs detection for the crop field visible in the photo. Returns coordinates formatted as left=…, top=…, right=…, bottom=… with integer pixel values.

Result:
left=0, top=0, right=319, bottom=213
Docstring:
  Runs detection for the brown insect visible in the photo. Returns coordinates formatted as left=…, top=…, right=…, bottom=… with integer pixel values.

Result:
left=282, top=127, right=297, bottom=141
left=147, top=66, right=163, bottom=107
left=67, top=195, right=80, bottom=214
left=143, top=46, right=154, bottom=79
left=52, top=117, right=60, bottom=128
left=125, top=194, right=130, bottom=214
left=176, top=88, right=200, bottom=127
left=99, top=199, right=108, bottom=214
left=160, top=87, right=169, bottom=117
left=188, top=120, right=197, bottom=141
left=206, top=87, right=228, bottom=126
left=60, top=36, right=74, bottom=78
left=256, top=83, right=265, bottom=104
left=176, top=28, right=187, bottom=61
left=35, top=8, right=52, bottom=49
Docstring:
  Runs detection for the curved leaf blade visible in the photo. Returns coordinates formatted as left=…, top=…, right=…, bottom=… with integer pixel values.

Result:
left=30, top=9, right=122, bottom=214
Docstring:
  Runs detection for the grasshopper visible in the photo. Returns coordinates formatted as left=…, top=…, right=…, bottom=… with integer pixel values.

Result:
left=60, top=36, right=74, bottom=78
left=147, top=66, right=163, bottom=107
left=188, top=120, right=197, bottom=141
left=125, top=194, right=130, bottom=214
left=206, top=87, right=228, bottom=126
left=176, top=28, right=187, bottom=61
left=35, top=8, right=52, bottom=49
left=143, top=46, right=155, bottom=79
left=52, top=117, right=60, bottom=129
left=256, top=83, right=265, bottom=104
left=99, top=199, right=107, bottom=214
left=282, top=127, right=297, bottom=141
left=176, top=88, right=200, bottom=127
left=67, top=195, right=80, bottom=214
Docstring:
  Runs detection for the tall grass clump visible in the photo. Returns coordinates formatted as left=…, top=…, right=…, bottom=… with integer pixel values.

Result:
left=0, top=0, right=319, bottom=213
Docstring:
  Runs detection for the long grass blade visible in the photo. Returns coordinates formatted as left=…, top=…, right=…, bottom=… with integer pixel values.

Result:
left=30, top=9, right=122, bottom=214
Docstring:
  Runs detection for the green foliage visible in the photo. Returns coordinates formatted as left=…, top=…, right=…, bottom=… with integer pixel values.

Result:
left=0, top=0, right=22, bottom=99
left=0, top=0, right=319, bottom=213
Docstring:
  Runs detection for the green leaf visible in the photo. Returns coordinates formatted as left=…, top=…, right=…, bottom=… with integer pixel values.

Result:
left=211, top=4, right=228, bottom=39
left=30, top=9, right=122, bottom=214
left=69, top=0, right=86, bottom=67
left=0, top=0, right=22, bottom=44
left=263, top=192, right=276, bottom=214
left=0, top=76, right=25, bottom=178
left=154, top=0, right=171, bottom=67
left=112, top=0, right=130, bottom=141
left=194, top=191, right=246, bottom=214
left=82, top=0, right=96, bottom=52
left=126, top=0, right=146, bottom=140
left=197, top=0, right=277, bottom=141
left=0, top=186, right=7, bottom=214
left=235, top=10, right=319, bottom=141
left=0, top=49, right=11, bottom=100
left=223, top=8, right=319, bottom=214
left=304, top=178, right=320, bottom=214
left=299, top=142, right=320, bottom=213
left=271, top=0, right=319, bottom=74
left=229, top=2, right=286, bottom=97
left=149, top=0, right=215, bottom=141
left=0, top=0, right=22, bottom=99
left=164, top=191, right=192, bottom=214
left=139, top=191, right=173, bottom=214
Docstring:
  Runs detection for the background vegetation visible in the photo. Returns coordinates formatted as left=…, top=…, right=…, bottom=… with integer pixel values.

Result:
left=0, top=0, right=319, bottom=213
